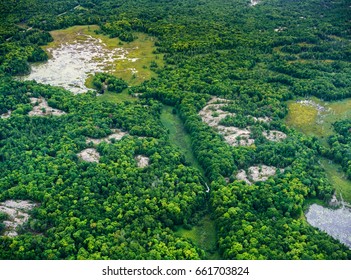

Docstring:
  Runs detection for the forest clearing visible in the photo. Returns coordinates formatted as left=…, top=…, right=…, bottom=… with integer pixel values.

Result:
left=0, top=0, right=351, bottom=260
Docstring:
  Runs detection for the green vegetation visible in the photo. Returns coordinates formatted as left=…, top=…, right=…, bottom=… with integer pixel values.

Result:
left=45, top=25, right=163, bottom=86
left=286, top=98, right=351, bottom=140
left=319, top=158, right=351, bottom=203
left=1, top=0, right=351, bottom=260
left=160, top=105, right=204, bottom=173
left=96, top=91, right=136, bottom=104
left=175, top=215, right=218, bottom=260
left=285, top=98, right=351, bottom=203
left=91, top=73, right=128, bottom=93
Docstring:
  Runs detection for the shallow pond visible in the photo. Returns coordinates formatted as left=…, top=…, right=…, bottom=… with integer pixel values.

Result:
left=306, top=204, right=351, bottom=249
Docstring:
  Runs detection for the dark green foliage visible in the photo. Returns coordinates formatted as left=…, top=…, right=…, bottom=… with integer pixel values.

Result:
left=327, top=120, right=351, bottom=179
left=91, top=73, right=128, bottom=93
left=0, top=0, right=350, bottom=260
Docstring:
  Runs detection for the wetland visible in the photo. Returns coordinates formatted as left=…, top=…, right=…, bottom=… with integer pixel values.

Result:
left=21, top=25, right=162, bottom=93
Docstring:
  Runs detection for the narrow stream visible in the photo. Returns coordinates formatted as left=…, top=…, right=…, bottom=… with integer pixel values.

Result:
left=160, top=105, right=218, bottom=259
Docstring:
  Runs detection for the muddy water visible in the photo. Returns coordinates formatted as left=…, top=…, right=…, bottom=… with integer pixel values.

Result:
left=21, top=35, right=137, bottom=94
left=306, top=204, right=351, bottom=249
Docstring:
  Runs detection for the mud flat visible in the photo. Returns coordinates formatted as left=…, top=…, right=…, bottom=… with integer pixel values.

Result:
left=29, top=97, right=66, bottom=116
left=236, top=165, right=284, bottom=185
left=135, top=155, right=150, bottom=168
left=78, top=148, right=100, bottom=163
left=0, top=200, right=37, bottom=237
left=306, top=204, right=351, bottom=249
left=86, top=129, right=127, bottom=145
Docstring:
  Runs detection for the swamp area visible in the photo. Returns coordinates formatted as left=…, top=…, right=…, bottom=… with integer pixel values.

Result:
left=286, top=98, right=351, bottom=248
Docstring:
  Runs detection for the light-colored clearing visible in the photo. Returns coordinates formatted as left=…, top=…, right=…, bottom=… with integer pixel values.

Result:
left=135, top=155, right=150, bottom=168
left=200, top=97, right=284, bottom=146
left=262, top=130, right=287, bottom=142
left=77, top=148, right=100, bottom=163
left=236, top=165, right=284, bottom=184
left=306, top=204, right=351, bottom=249
left=199, top=97, right=255, bottom=146
left=0, top=200, right=37, bottom=237
left=86, top=129, right=127, bottom=145
left=252, top=116, right=271, bottom=123
left=0, top=110, right=11, bottom=119
left=274, top=27, right=287, bottom=32
left=236, top=169, right=253, bottom=185
left=250, top=0, right=260, bottom=6
left=29, top=97, right=66, bottom=117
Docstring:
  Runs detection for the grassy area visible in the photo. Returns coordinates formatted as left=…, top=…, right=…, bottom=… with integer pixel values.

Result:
left=160, top=105, right=205, bottom=174
left=161, top=107, right=218, bottom=257
left=286, top=97, right=351, bottom=140
left=45, top=25, right=163, bottom=87
left=96, top=90, right=136, bottom=104
left=285, top=101, right=320, bottom=135
left=84, top=75, right=136, bottom=104
left=320, top=158, right=351, bottom=203
left=286, top=97, right=351, bottom=204
left=175, top=215, right=219, bottom=259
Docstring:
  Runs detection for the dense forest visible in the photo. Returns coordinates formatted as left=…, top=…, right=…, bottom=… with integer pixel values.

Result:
left=0, top=0, right=351, bottom=259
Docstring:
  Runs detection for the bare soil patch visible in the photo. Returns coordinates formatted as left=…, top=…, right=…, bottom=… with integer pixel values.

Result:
left=262, top=130, right=287, bottom=142
left=29, top=97, right=66, bottom=117
left=86, top=129, right=127, bottom=145
left=200, top=97, right=287, bottom=146
left=1, top=110, right=11, bottom=119
left=236, top=165, right=284, bottom=184
left=77, top=148, right=100, bottom=163
left=135, top=155, right=150, bottom=168
left=199, top=97, right=255, bottom=146
left=0, top=200, right=37, bottom=237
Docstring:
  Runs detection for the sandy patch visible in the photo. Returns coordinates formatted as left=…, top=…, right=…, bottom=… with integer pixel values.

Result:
left=0, top=110, right=11, bottom=119
left=77, top=148, right=100, bottom=163
left=262, top=130, right=287, bottom=142
left=29, top=97, right=66, bottom=117
left=0, top=200, right=37, bottom=237
left=236, top=165, right=284, bottom=184
left=86, top=129, right=127, bottom=145
left=135, top=155, right=150, bottom=168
